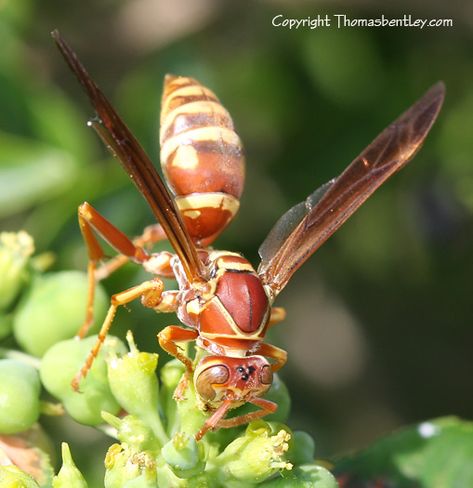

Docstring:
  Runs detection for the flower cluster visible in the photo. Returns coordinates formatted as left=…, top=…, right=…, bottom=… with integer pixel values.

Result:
left=0, top=232, right=337, bottom=487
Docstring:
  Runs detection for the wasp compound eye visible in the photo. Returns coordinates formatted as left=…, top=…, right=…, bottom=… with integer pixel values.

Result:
left=260, top=364, right=273, bottom=385
left=195, top=364, right=230, bottom=401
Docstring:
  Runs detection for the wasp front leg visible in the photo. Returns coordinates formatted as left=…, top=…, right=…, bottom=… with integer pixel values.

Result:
left=195, top=396, right=277, bottom=441
left=218, top=397, right=277, bottom=428
left=257, top=342, right=287, bottom=372
left=158, top=326, right=199, bottom=400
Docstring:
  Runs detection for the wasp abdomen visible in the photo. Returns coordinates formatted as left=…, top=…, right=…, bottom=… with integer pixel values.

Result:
left=160, top=75, right=245, bottom=244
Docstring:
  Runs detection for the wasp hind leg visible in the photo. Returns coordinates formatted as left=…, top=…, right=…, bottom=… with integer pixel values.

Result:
left=77, top=202, right=150, bottom=338
left=94, top=223, right=169, bottom=281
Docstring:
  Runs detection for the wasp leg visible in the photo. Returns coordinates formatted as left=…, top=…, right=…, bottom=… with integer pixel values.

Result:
left=218, top=397, right=277, bottom=428
left=195, top=398, right=233, bottom=441
left=72, top=278, right=164, bottom=391
left=95, top=223, right=169, bottom=281
left=77, top=202, right=150, bottom=338
left=196, top=396, right=277, bottom=440
left=153, top=290, right=179, bottom=313
left=256, top=342, right=287, bottom=372
left=158, top=326, right=199, bottom=400
left=267, top=306, right=286, bottom=328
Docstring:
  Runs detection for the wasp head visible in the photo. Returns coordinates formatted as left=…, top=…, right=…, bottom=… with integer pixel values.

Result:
left=193, top=355, right=273, bottom=409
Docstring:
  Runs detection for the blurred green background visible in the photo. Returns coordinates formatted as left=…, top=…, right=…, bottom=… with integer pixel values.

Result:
left=1, top=0, right=472, bottom=484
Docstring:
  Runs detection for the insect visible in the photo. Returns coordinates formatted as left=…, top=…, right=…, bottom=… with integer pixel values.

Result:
left=52, top=30, right=444, bottom=441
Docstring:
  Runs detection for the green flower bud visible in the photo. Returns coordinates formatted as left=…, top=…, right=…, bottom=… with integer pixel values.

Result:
left=40, top=335, right=125, bottom=425
left=0, top=231, right=34, bottom=312
left=160, top=359, right=185, bottom=435
left=265, top=374, right=291, bottom=423
left=0, top=313, right=14, bottom=340
left=259, top=463, right=338, bottom=488
left=102, top=413, right=160, bottom=453
left=160, top=359, right=185, bottom=392
left=174, top=380, right=207, bottom=439
left=13, top=270, right=108, bottom=356
left=52, top=443, right=88, bottom=488
left=161, top=432, right=204, bottom=478
left=287, top=431, right=316, bottom=466
left=210, top=421, right=293, bottom=484
left=154, top=458, right=187, bottom=488
left=0, top=464, right=40, bottom=488
left=265, top=421, right=293, bottom=436
left=107, top=331, right=167, bottom=445
left=104, top=444, right=157, bottom=488
left=160, top=351, right=207, bottom=440
left=0, top=359, right=41, bottom=434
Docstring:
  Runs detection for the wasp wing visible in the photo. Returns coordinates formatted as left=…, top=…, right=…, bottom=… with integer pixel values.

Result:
left=52, top=30, right=205, bottom=282
left=258, top=82, right=445, bottom=296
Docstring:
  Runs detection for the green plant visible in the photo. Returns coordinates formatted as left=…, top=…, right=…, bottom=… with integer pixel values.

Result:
left=0, top=359, right=41, bottom=434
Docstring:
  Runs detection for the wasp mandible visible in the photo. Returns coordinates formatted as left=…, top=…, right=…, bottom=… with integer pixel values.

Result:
left=52, top=31, right=444, bottom=441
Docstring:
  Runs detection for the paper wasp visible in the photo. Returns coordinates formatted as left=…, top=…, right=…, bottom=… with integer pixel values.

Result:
left=52, top=31, right=444, bottom=440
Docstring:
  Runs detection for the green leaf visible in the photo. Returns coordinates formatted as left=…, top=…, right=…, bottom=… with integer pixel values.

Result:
left=0, top=132, right=77, bottom=217
left=27, top=89, right=95, bottom=163
left=335, top=417, right=473, bottom=487
left=302, top=29, right=384, bottom=106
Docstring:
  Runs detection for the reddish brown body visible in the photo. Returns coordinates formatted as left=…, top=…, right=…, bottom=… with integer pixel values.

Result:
left=172, top=250, right=271, bottom=355
left=160, top=76, right=244, bottom=245
left=52, top=30, right=444, bottom=441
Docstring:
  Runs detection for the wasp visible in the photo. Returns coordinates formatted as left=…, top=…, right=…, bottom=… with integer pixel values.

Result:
left=52, top=31, right=444, bottom=441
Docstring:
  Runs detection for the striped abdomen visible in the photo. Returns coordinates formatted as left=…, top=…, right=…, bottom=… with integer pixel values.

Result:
left=160, top=75, right=245, bottom=245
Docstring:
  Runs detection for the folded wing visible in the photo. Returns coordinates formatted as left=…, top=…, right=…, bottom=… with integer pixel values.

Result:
left=52, top=30, right=205, bottom=282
